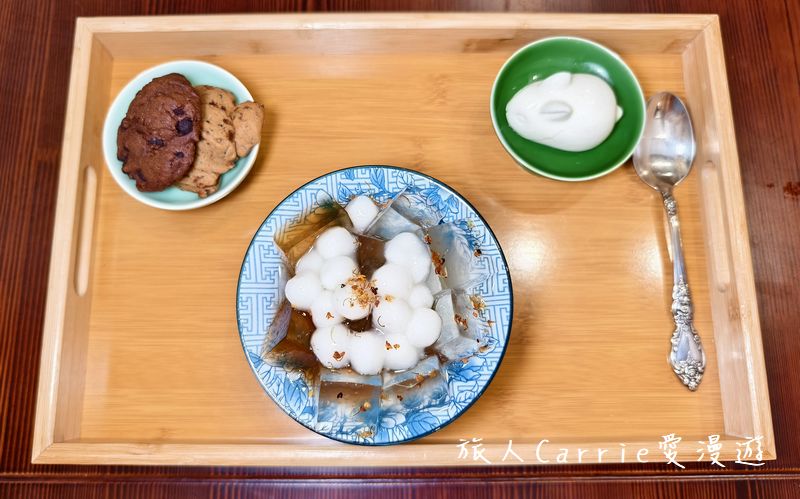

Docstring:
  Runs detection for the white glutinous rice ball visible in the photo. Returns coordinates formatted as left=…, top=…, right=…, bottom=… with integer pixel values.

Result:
left=310, top=324, right=351, bottom=369
left=295, top=248, right=324, bottom=274
left=333, top=284, right=373, bottom=320
left=349, top=329, right=386, bottom=375
left=284, top=272, right=323, bottom=311
left=407, top=284, right=434, bottom=309
left=383, top=332, right=421, bottom=371
left=384, top=232, right=431, bottom=284
left=372, top=263, right=413, bottom=299
left=345, top=195, right=380, bottom=233
left=405, top=308, right=443, bottom=348
left=311, top=290, right=344, bottom=328
left=315, top=226, right=358, bottom=259
left=372, top=297, right=412, bottom=335
left=385, top=232, right=428, bottom=262
left=319, top=255, right=358, bottom=290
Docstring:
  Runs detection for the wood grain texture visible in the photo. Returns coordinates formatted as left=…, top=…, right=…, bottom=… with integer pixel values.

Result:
left=0, top=0, right=798, bottom=497
left=2, top=477, right=800, bottom=499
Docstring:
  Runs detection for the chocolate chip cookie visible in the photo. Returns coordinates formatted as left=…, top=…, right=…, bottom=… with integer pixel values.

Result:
left=231, top=102, right=265, bottom=157
left=116, top=73, right=201, bottom=192
left=175, top=87, right=264, bottom=197
left=174, top=85, right=239, bottom=197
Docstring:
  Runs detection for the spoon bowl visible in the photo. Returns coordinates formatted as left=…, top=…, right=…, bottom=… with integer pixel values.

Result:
left=633, top=92, right=696, bottom=193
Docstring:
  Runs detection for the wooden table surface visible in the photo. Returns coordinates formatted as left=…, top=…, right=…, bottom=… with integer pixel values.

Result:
left=1, top=1, right=798, bottom=497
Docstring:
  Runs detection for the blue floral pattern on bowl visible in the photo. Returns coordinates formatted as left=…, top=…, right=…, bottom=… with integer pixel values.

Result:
left=236, top=166, right=513, bottom=445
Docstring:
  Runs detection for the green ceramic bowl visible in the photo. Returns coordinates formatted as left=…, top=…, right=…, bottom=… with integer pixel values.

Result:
left=102, top=60, right=259, bottom=210
left=490, top=37, right=645, bottom=181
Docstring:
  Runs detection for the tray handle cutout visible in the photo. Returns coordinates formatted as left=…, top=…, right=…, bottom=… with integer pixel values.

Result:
left=700, top=160, right=731, bottom=292
left=74, top=165, right=98, bottom=297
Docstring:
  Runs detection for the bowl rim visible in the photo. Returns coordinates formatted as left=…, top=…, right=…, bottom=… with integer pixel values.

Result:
left=235, top=165, right=514, bottom=446
left=489, top=35, right=646, bottom=182
left=101, top=59, right=259, bottom=211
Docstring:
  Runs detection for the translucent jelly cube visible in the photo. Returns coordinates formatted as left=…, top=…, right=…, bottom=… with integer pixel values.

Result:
left=355, top=233, right=386, bottom=278
left=314, top=368, right=382, bottom=438
left=436, top=334, right=493, bottom=362
left=423, top=221, right=489, bottom=291
left=262, top=304, right=318, bottom=371
left=421, top=263, right=443, bottom=295
left=381, top=356, right=449, bottom=414
left=261, top=298, right=291, bottom=355
left=274, top=191, right=353, bottom=267
left=433, top=289, right=492, bottom=361
left=366, top=191, right=443, bottom=240
left=432, top=291, right=460, bottom=346
left=390, top=192, right=444, bottom=228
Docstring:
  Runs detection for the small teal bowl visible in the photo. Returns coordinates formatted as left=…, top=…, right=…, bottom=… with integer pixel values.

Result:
left=102, top=60, right=260, bottom=210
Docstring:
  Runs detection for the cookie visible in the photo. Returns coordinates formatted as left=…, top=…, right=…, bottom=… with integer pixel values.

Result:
left=175, top=86, right=238, bottom=197
left=231, top=101, right=265, bottom=157
left=116, top=73, right=201, bottom=192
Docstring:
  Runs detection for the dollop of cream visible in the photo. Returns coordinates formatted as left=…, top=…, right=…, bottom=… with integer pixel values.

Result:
left=505, top=72, right=623, bottom=152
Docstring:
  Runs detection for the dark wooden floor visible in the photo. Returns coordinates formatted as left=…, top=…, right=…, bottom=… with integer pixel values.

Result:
left=1, top=0, right=799, bottom=497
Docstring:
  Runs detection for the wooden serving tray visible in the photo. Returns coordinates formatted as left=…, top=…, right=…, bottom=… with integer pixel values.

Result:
left=33, top=13, right=774, bottom=466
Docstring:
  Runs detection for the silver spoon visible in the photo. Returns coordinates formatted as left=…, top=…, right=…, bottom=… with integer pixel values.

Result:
left=633, top=92, right=706, bottom=391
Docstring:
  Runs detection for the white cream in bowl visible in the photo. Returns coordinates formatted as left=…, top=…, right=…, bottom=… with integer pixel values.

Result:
left=506, top=71, right=623, bottom=152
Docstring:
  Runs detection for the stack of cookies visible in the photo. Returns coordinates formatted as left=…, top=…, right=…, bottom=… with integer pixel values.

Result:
left=117, top=73, right=264, bottom=197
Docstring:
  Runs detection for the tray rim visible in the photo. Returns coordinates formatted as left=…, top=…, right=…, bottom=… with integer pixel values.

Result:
left=76, top=12, right=719, bottom=33
left=32, top=12, right=774, bottom=467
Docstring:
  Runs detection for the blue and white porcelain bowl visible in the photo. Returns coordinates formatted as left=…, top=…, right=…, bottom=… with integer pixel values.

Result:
left=236, top=166, right=513, bottom=445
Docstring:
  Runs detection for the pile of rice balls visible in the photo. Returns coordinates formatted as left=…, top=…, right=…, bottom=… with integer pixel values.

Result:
left=284, top=195, right=443, bottom=375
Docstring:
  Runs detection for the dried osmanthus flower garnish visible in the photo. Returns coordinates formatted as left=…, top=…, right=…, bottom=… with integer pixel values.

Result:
left=383, top=340, right=401, bottom=351
left=469, top=295, right=487, bottom=319
left=357, top=428, right=375, bottom=439
left=350, top=400, right=373, bottom=418
left=469, top=294, right=486, bottom=312
left=431, top=250, right=447, bottom=277
left=340, top=273, right=379, bottom=310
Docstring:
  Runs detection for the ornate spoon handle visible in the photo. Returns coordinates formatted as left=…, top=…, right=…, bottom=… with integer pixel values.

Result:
left=663, top=193, right=706, bottom=391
